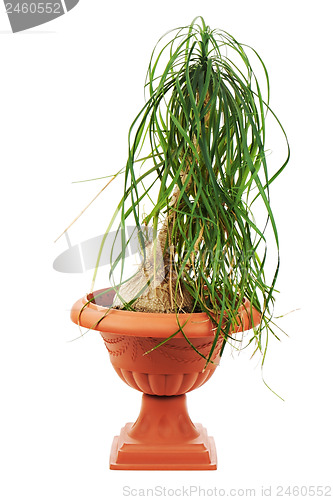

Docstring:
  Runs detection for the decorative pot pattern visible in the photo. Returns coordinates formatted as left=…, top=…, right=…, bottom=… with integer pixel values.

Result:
left=101, top=333, right=223, bottom=395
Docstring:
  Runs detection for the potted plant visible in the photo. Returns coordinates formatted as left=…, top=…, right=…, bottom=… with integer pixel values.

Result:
left=70, top=16, right=289, bottom=470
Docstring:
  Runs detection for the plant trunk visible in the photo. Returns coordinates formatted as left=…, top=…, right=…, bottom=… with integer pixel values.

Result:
left=112, top=185, right=194, bottom=313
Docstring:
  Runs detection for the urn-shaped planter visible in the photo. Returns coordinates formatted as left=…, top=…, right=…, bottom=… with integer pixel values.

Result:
left=71, top=288, right=260, bottom=470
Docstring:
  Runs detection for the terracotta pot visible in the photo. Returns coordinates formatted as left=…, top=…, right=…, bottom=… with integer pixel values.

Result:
left=71, top=288, right=260, bottom=470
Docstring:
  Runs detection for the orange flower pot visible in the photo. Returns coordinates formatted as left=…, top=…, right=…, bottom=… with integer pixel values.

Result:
left=71, top=288, right=260, bottom=470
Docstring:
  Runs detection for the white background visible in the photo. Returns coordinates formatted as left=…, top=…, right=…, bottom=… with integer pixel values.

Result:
left=0, top=0, right=332, bottom=498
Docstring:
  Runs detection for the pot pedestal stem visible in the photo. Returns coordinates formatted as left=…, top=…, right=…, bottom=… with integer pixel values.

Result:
left=110, top=393, right=217, bottom=470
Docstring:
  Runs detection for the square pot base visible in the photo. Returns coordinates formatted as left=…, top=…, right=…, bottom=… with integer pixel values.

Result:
left=109, top=422, right=217, bottom=470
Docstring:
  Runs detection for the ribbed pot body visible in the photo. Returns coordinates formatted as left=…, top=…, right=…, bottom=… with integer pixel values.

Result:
left=101, top=333, right=222, bottom=396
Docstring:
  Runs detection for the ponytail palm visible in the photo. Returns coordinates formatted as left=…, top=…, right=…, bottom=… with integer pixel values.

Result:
left=94, top=17, right=290, bottom=367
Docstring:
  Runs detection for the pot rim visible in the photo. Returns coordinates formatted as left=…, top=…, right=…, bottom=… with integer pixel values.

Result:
left=70, top=288, right=260, bottom=339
